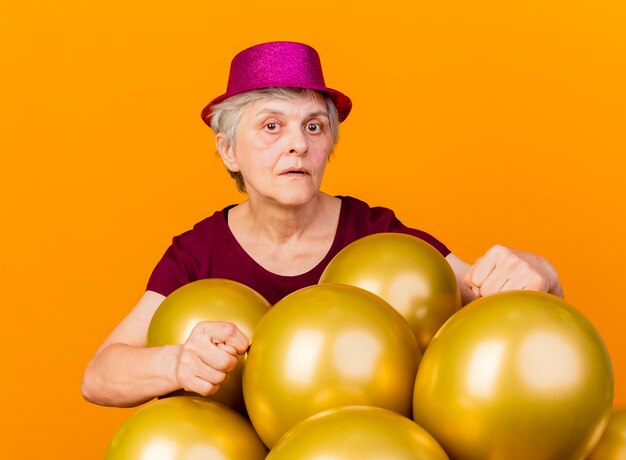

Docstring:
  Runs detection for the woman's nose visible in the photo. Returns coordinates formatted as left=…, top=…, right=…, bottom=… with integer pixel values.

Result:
left=286, top=126, right=308, bottom=155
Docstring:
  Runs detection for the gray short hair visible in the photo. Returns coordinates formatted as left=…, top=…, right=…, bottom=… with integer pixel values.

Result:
left=207, top=87, right=340, bottom=193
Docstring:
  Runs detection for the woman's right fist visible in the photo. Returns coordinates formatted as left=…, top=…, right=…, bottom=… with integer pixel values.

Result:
left=174, top=321, right=249, bottom=396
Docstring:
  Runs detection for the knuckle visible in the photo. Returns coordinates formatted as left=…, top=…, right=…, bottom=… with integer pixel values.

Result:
left=488, top=244, right=506, bottom=255
left=210, top=371, right=227, bottom=385
left=226, top=355, right=241, bottom=372
left=510, top=256, right=527, bottom=270
left=186, top=325, right=207, bottom=344
left=221, top=321, right=238, bottom=336
left=195, top=381, right=216, bottom=396
left=493, top=244, right=516, bottom=261
left=213, top=353, right=236, bottom=372
left=190, top=321, right=206, bottom=334
left=528, top=271, right=546, bottom=290
left=195, top=321, right=213, bottom=335
left=502, top=255, right=519, bottom=269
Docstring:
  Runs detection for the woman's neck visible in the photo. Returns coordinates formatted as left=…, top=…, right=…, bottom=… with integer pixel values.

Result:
left=232, top=192, right=337, bottom=244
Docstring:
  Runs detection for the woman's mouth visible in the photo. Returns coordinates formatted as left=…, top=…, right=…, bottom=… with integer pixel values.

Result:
left=281, top=168, right=309, bottom=176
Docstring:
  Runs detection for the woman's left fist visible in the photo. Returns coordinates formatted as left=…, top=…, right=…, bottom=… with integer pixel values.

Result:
left=464, top=244, right=563, bottom=299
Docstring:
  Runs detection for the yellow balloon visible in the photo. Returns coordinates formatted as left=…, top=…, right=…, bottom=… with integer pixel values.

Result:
left=243, top=283, right=421, bottom=448
left=147, top=279, right=270, bottom=411
left=587, top=408, right=626, bottom=459
left=105, top=396, right=268, bottom=459
left=413, top=291, right=613, bottom=460
left=267, top=406, right=449, bottom=459
left=320, top=232, right=461, bottom=351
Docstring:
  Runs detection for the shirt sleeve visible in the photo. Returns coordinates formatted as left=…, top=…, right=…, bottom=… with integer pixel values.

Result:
left=146, top=231, right=196, bottom=297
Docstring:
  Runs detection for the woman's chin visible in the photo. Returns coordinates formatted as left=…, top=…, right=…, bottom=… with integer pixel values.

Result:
left=246, top=180, right=322, bottom=208
left=271, top=188, right=320, bottom=208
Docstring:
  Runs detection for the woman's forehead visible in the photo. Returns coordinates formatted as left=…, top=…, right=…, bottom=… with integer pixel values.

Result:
left=244, top=94, right=328, bottom=120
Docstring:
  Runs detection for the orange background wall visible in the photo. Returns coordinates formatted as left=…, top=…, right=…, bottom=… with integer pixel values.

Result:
left=2, top=0, right=625, bottom=457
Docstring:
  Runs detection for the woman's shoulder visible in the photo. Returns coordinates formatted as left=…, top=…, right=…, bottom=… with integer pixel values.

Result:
left=336, top=195, right=450, bottom=256
left=335, top=196, right=401, bottom=240
left=338, top=195, right=398, bottom=221
left=170, top=205, right=235, bottom=246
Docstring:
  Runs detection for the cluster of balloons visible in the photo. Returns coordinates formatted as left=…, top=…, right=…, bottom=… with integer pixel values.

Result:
left=105, top=233, right=620, bottom=459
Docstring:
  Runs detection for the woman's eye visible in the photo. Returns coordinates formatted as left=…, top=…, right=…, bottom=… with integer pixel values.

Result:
left=306, top=123, right=321, bottom=133
left=265, top=122, right=278, bottom=131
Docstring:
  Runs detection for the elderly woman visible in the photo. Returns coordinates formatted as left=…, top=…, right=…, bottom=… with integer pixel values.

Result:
left=82, top=41, right=563, bottom=408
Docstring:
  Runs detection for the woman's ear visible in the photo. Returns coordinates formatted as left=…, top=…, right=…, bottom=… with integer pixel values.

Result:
left=216, top=133, right=240, bottom=172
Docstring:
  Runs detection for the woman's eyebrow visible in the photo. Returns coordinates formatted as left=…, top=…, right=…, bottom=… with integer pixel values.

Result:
left=254, top=108, right=330, bottom=119
left=307, top=111, right=330, bottom=119
left=254, top=108, right=284, bottom=117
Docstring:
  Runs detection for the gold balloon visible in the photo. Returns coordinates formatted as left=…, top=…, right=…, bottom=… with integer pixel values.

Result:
left=320, top=232, right=461, bottom=351
left=147, top=279, right=270, bottom=411
left=105, top=396, right=268, bottom=459
left=243, top=284, right=421, bottom=448
left=587, top=408, right=626, bottom=459
left=413, top=291, right=614, bottom=460
left=267, top=405, right=449, bottom=459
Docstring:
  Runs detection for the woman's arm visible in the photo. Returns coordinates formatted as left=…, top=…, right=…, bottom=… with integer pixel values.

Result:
left=446, top=245, right=564, bottom=306
left=81, top=290, right=248, bottom=408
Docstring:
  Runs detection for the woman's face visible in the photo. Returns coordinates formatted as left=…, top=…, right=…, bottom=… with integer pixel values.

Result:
left=221, top=93, right=334, bottom=207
